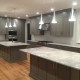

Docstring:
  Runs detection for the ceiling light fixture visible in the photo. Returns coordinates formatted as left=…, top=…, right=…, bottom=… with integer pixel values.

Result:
left=9, top=21, right=12, bottom=28
left=26, top=15, right=28, bottom=17
left=39, top=14, right=44, bottom=25
left=36, top=12, right=39, bottom=15
left=39, top=24, right=42, bottom=30
left=18, top=17, right=20, bottom=18
left=51, top=9, right=57, bottom=24
left=72, top=1, right=77, bottom=6
left=5, top=15, right=7, bottom=17
left=13, top=20, right=16, bottom=27
left=69, top=7, right=76, bottom=22
left=5, top=22, right=8, bottom=28
left=51, top=8, right=54, bottom=12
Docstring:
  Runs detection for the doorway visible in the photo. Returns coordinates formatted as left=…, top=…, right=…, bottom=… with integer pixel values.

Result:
left=27, top=23, right=31, bottom=40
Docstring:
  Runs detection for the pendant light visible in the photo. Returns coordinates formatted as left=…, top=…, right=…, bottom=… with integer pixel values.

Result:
left=5, top=22, right=8, bottom=28
left=69, top=7, right=76, bottom=22
left=5, top=19, right=8, bottom=28
left=39, top=24, right=42, bottom=30
left=9, top=20, right=12, bottom=27
left=51, top=9, right=57, bottom=24
left=39, top=14, right=44, bottom=25
left=13, top=20, right=16, bottom=27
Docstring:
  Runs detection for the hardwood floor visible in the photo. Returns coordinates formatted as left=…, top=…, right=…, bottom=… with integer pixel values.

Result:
left=0, top=54, right=33, bottom=80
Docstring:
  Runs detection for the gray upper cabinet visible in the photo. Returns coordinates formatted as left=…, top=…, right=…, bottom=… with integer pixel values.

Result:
left=62, top=11, right=74, bottom=37
left=50, top=10, right=74, bottom=37
left=0, top=18, right=6, bottom=35
left=30, top=17, right=40, bottom=35
left=50, top=12, right=63, bottom=36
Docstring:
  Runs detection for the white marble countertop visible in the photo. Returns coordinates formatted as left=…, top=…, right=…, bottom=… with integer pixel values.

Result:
left=21, top=47, right=80, bottom=70
left=48, top=43, right=80, bottom=48
left=0, top=41, right=29, bottom=47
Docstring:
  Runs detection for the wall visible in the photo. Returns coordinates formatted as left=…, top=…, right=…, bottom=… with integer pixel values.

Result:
left=30, top=9, right=80, bottom=45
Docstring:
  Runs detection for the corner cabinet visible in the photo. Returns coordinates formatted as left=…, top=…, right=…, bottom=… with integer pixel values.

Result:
left=50, top=11, right=74, bottom=37
left=30, top=17, right=40, bottom=35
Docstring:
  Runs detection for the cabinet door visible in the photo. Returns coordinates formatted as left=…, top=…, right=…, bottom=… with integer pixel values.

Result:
left=50, top=12, right=63, bottom=36
left=55, top=13, right=63, bottom=36
left=44, top=15, right=52, bottom=23
left=38, top=57, right=47, bottom=80
left=30, top=17, right=40, bottom=35
left=46, top=61, right=56, bottom=80
left=56, top=64, right=71, bottom=80
left=30, top=55, right=39, bottom=79
left=16, top=20, right=25, bottom=42
left=0, top=18, right=6, bottom=35
left=62, top=11, right=73, bottom=37
left=17, top=20, right=25, bottom=35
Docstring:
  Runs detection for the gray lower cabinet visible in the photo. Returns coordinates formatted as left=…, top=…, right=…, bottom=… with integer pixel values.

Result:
left=30, top=18, right=40, bottom=35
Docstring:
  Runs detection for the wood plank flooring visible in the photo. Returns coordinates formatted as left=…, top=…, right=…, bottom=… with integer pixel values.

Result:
left=0, top=54, right=33, bottom=80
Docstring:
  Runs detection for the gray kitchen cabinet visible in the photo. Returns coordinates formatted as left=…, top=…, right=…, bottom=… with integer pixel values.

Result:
left=16, top=20, right=25, bottom=42
left=50, top=12, right=63, bottom=36
left=17, top=20, right=25, bottom=35
left=62, top=11, right=74, bottom=37
left=30, top=17, right=40, bottom=35
left=0, top=18, right=6, bottom=35
left=44, top=15, right=52, bottom=23
left=50, top=10, right=74, bottom=37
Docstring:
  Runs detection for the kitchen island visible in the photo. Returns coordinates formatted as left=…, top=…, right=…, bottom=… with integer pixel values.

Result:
left=21, top=47, right=80, bottom=80
left=0, top=41, right=29, bottom=62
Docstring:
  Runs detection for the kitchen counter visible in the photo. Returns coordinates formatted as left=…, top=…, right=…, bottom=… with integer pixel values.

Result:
left=0, top=41, right=29, bottom=62
left=21, top=46, right=80, bottom=70
left=21, top=46, right=80, bottom=80
left=0, top=41, right=29, bottom=47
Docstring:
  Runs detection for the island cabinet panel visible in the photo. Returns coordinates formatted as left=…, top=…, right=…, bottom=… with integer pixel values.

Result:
left=30, top=55, right=80, bottom=80
left=46, top=61, right=56, bottom=80
left=30, top=55, right=39, bottom=80
left=30, top=55, right=71, bottom=80
left=56, top=64, right=71, bottom=80
left=0, top=45, right=27, bottom=62
left=71, top=69, right=80, bottom=80
left=38, top=57, right=47, bottom=80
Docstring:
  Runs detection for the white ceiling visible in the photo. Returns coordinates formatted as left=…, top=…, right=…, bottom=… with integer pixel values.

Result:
left=0, top=0, right=79, bottom=19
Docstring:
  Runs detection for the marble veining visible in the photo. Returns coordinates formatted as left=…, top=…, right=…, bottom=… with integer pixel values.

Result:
left=21, top=47, right=80, bottom=70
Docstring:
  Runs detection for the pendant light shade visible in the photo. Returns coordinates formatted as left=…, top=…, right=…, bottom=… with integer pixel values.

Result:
left=69, top=7, right=76, bottom=22
left=39, top=14, right=44, bottom=25
left=13, top=21, right=16, bottom=27
left=39, top=24, right=42, bottom=30
left=51, top=10, right=57, bottom=24
left=9, top=21, right=12, bottom=27
left=5, top=22, right=8, bottom=28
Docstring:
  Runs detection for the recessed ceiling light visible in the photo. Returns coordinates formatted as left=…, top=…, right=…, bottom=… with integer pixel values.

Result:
left=26, top=15, right=28, bottom=17
left=50, top=8, right=54, bottom=11
left=5, top=15, right=7, bottom=17
left=36, top=12, right=39, bottom=15
left=72, top=1, right=77, bottom=6
left=18, top=17, right=20, bottom=18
